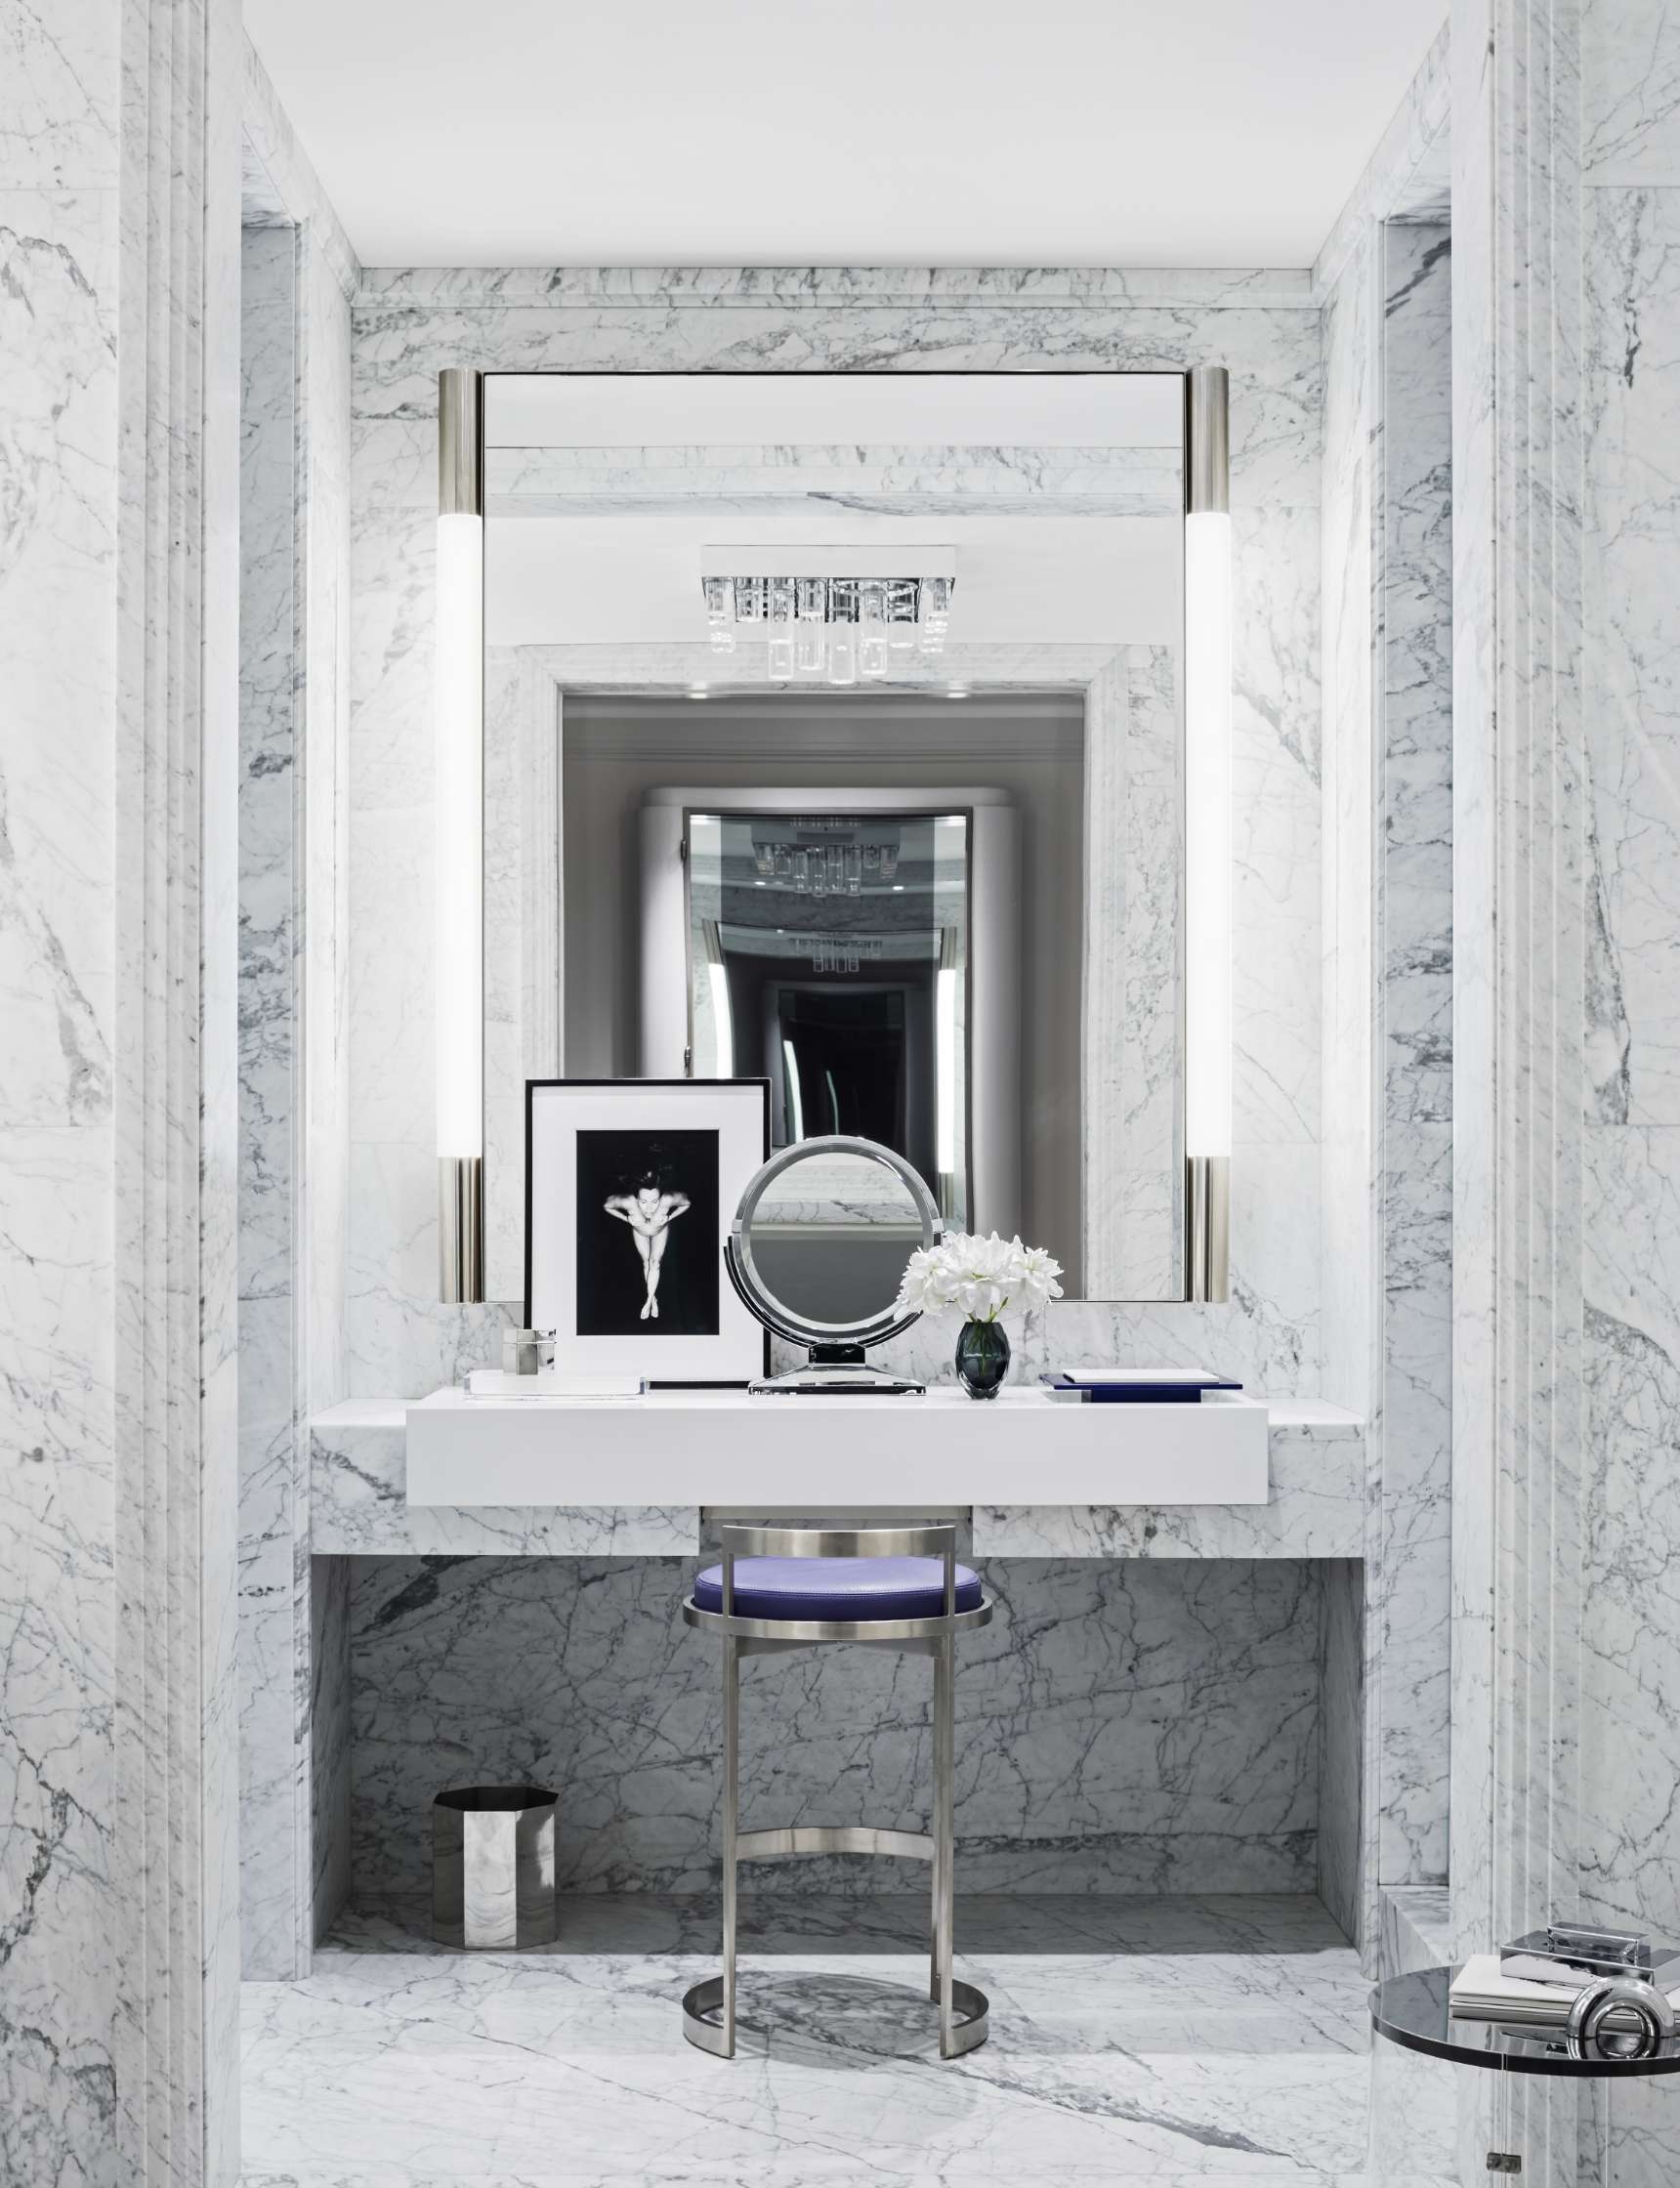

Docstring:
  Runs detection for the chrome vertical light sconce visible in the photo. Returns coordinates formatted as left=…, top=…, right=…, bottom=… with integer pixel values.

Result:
left=437, top=367, right=484, bottom=1302
left=1185, top=365, right=1232, bottom=1304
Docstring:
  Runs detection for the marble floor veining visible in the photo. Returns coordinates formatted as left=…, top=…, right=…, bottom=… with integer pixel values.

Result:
left=239, top=1893, right=1432, bottom=2187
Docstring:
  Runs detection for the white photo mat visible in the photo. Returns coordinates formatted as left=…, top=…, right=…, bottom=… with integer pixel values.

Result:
left=525, top=1078, right=769, bottom=1382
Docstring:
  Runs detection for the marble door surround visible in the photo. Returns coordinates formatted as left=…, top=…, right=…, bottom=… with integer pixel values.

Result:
left=2, top=0, right=245, bottom=2179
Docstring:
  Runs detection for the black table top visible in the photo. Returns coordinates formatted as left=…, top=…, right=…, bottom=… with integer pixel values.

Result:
left=1373, top=1967, right=1680, bottom=2080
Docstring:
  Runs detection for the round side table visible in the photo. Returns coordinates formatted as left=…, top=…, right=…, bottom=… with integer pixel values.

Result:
left=1371, top=1967, right=1680, bottom=2186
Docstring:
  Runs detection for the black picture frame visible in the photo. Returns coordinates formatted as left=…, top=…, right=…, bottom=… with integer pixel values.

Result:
left=524, top=1076, right=771, bottom=1387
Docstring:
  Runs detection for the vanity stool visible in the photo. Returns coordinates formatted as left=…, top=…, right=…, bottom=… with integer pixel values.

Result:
left=680, top=1522, right=992, bottom=2060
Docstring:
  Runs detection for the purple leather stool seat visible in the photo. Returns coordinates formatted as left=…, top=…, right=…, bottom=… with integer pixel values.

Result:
left=693, top=1555, right=983, bottom=1622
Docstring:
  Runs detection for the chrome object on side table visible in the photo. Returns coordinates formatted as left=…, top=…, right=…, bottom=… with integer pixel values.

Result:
left=681, top=1522, right=990, bottom=2061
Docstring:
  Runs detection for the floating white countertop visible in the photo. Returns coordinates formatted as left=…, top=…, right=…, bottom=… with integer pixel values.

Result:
left=403, top=1384, right=1270, bottom=1509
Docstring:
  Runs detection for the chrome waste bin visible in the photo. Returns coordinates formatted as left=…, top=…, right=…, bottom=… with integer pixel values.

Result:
left=433, top=1783, right=558, bottom=1949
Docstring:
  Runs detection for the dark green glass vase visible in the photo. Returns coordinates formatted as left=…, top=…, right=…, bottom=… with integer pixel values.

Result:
left=954, top=1318, right=1010, bottom=1400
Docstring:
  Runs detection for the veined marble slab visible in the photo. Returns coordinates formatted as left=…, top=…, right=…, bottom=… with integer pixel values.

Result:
left=312, top=1399, right=698, bottom=1555
left=311, top=1396, right=1359, bottom=1557
left=977, top=1405, right=1364, bottom=1558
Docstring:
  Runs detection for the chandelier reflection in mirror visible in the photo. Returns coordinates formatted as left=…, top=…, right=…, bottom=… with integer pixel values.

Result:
left=700, top=549, right=955, bottom=686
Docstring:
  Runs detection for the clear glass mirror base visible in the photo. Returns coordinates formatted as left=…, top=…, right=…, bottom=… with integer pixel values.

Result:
left=749, top=1357, right=927, bottom=1398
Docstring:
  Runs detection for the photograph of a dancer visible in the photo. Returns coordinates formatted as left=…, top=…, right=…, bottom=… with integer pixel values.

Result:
left=575, top=1129, right=719, bottom=1336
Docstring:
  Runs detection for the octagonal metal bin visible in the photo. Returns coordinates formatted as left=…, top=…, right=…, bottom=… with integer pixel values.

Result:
left=433, top=1783, right=558, bottom=1949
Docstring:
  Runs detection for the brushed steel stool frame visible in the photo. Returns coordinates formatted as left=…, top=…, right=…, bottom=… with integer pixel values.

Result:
left=680, top=1522, right=992, bottom=2061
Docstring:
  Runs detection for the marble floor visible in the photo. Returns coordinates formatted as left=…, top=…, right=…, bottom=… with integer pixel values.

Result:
left=240, top=1892, right=1440, bottom=2187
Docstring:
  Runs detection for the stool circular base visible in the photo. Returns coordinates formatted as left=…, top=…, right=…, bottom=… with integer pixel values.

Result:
left=683, top=1596, right=992, bottom=1644
left=681, top=1973, right=989, bottom=2060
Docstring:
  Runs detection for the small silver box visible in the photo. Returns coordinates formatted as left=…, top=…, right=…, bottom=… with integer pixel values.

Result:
left=1500, top=1924, right=1680, bottom=1987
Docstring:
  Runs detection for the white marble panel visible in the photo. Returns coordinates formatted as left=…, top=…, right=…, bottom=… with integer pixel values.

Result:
left=242, top=1890, right=1371, bottom=2185
left=977, top=1411, right=1365, bottom=1560
left=351, top=294, right=1323, bottom=514
left=1314, top=100, right=1453, bottom=1958
left=348, top=1554, right=1327, bottom=1908
left=1234, top=498, right=1323, bottom=1150
left=2, top=0, right=118, bottom=191
left=1584, top=185, right=1680, bottom=1126
left=1583, top=0, right=1680, bottom=182
left=239, top=223, right=310, bottom=1984
left=359, top=264, right=1320, bottom=307
left=1369, top=221, right=1454, bottom=1904
left=1579, top=1125, right=1680, bottom=1937
left=311, top=1402, right=699, bottom=1556
left=1084, top=649, right=1183, bottom=1297
left=1375, top=1882, right=1453, bottom=1978
left=235, top=40, right=358, bottom=1991
left=489, top=437, right=1183, bottom=517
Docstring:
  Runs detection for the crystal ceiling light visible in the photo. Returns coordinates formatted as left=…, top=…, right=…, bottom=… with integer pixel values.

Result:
left=700, top=548, right=957, bottom=685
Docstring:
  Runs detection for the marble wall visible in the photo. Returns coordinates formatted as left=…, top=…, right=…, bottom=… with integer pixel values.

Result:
left=346, top=270, right=1323, bottom=1399
left=1, top=0, right=245, bottom=2177
left=237, top=37, right=357, bottom=1982
left=1578, top=0, right=1680, bottom=1946
left=1315, top=23, right=1454, bottom=1961
left=346, top=1553, right=1333, bottom=1910
left=239, top=218, right=309, bottom=1981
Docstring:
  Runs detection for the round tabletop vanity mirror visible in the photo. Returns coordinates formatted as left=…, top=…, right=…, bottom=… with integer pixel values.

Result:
left=727, top=1135, right=941, bottom=1394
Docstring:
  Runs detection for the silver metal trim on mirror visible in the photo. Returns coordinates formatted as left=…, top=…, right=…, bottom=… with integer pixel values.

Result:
left=439, top=1153, right=483, bottom=1305
left=726, top=1133, right=942, bottom=1353
left=1186, top=1154, right=1230, bottom=1305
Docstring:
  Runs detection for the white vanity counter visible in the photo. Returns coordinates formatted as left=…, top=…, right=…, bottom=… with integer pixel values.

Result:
left=309, top=1392, right=1364, bottom=1560
left=405, top=1384, right=1269, bottom=1508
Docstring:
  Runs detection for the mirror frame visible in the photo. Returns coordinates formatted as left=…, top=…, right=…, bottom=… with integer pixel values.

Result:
left=441, top=365, right=1232, bottom=1308
left=725, top=1134, right=942, bottom=1349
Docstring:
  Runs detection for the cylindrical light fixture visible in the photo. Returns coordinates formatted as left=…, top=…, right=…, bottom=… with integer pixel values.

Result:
left=437, top=367, right=484, bottom=1303
left=1184, top=364, right=1232, bottom=1304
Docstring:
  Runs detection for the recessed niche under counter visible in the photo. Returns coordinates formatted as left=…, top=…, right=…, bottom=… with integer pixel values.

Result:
left=308, top=1394, right=1362, bottom=1558
left=402, top=1384, right=1269, bottom=1511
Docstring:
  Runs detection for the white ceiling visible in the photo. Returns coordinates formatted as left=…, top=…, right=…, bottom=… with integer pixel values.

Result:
left=245, top=0, right=1447, bottom=270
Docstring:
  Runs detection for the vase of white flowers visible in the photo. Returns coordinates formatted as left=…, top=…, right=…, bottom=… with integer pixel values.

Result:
left=894, top=1231, right=1064, bottom=1400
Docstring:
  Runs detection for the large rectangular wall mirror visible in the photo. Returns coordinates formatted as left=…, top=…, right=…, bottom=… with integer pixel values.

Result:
left=461, top=369, right=1211, bottom=1306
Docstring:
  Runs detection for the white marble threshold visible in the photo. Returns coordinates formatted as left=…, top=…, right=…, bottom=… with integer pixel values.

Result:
left=239, top=1891, right=1444, bottom=2186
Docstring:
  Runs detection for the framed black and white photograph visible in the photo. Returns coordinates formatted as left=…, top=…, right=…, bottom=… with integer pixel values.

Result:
left=525, top=1078, right=770, bottom=1383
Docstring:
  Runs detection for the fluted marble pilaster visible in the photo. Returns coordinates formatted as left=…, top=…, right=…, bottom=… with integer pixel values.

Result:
left=1, top=0, right=242, bottom=2179
left=1450, top=0, right=1587, bottom=1969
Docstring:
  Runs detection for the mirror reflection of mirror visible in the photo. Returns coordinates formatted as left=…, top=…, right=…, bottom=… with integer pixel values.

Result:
left=749, top=1148, right=927, bottom=1328
left=685, top=810, right=972, bottom=1224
